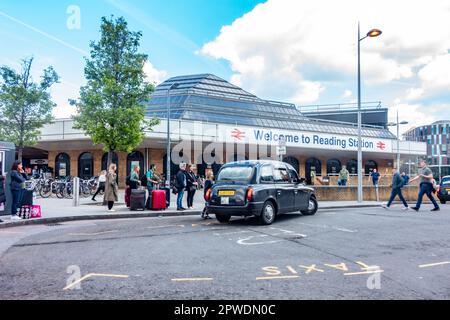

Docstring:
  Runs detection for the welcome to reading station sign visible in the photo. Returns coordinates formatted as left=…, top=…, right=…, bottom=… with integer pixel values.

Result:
left=222, top=125, right=393, bottom=153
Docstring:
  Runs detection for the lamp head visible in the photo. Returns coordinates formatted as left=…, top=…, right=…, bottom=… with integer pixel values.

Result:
left=367, top=29, right=382, bottom=37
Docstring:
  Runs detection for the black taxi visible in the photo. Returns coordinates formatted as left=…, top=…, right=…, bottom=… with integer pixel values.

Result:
left=205, top=160, right=318, bottom=225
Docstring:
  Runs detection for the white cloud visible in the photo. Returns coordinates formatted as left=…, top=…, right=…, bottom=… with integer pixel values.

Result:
left=418, top=54, right=450, bottom=92
left=143, top=61, right=167, bottom=85
left=201, top=0, right=450, bottom=106
left=342, top=90, right=352, bottom=99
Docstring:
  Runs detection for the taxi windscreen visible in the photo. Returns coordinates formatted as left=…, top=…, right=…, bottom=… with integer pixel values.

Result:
left=217, top=166, right=254, bottom=182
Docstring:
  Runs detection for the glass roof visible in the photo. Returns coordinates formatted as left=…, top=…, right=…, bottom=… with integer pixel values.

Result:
left=147, top=74, right=396, bottom=139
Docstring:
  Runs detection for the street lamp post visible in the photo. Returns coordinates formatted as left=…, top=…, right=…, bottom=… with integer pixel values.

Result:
left=357, top=22, right=382, bottom=203
left=387, top=110, right=408, bottom=171
left=166, top=83, right=179, bottom=188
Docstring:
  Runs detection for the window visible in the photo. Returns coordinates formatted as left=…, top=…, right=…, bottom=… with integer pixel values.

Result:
left=55, top=153, right=70, bottom=178
left=365, top=160, right=378, bottom=175
left=347, top=159, right=358, bottom=174
left=288, top=168, right=299, bottom=183
left=78, top=152, right=93, bottom=179
left=327, top=159, right=342, bottom=175
left=217, top=166, right=253, bottom=182
left=260, top=165, right=274, bottom=183
left=273, top=166, right=290, bottom=183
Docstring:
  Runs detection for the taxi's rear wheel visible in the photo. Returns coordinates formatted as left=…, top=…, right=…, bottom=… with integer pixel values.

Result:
left=301, top=196, right=318, bottom=215
left=216, top=213, right=231, bottom=223
left=259, top=201, right=276, bottom=225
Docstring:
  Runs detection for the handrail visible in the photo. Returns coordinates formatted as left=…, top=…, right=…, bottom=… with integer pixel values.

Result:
left=298, top=101, right=383, bottom=113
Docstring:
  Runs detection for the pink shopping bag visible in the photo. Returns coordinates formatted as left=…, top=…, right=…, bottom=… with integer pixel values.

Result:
left=30, top=205, right=42, bottom=218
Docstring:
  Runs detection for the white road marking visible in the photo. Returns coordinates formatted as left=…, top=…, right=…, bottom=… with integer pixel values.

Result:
left=419, top=261, right=450, bottom=268
left=344, top=270, right=384, bottom=276
left=296, top=222, right=357, bottom=233
left=213, top=230, right=252, bottom=236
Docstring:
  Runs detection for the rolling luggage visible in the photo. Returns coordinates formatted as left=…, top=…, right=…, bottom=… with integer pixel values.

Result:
left=162, top=187, right=170, bottom=208
left=145, top=190, right=152, bottom=210
left=151, top=189, right=166, bottom=210
left=130, top=189, right=146, bottom=211
left=125, top=186, right=131, bottom=207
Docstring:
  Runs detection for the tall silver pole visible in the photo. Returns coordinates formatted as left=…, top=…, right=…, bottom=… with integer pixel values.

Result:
left=357, top=22, right=363, bottom=203
left=166, top=87, right=171, bottom=188
left=397, top=109, right=400, bottom=171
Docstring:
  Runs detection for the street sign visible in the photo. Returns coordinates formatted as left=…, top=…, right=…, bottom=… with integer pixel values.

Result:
left=276, top=146, right=286, bottom=155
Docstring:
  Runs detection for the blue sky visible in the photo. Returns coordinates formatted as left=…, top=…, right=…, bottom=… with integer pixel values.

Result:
left=0, top=0, right=449, bottom=133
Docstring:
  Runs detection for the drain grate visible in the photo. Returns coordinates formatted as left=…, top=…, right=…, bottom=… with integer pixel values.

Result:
left=45, top=223, right=64, bottom=227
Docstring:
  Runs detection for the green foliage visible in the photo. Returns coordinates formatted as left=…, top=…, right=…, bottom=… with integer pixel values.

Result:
left=0, top=57, right=59, bottom=159
left=72, top=16, right=159, bottom=158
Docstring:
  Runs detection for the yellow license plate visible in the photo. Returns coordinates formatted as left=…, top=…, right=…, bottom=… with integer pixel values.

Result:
left=218, top=190, right=235, bottom=197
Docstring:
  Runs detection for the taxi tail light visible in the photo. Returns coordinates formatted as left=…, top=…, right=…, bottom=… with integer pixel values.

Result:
left=246, top=188, right=254, bottom=202
left=205, top=188, right=212, bottom=201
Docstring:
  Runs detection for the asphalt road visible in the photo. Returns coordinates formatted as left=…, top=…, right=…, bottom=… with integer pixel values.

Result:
left=0, top=203, right=449, bottom=300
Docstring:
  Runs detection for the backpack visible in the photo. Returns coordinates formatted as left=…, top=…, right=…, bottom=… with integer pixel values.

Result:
left=140, top=174, right=148, bottom=187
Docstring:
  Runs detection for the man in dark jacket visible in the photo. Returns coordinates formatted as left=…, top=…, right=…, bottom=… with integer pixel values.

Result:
left=0, top=175, right=5, bottom=222
left=176, top=163, right=187, bottom=211
left=382, top=169, right=408, bottom=210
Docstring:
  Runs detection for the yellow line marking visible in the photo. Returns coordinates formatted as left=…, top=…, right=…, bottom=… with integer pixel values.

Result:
left=344, top=270, right=384, bottom=276
left=146, top=224, right=185, bottom=229
left=0, top=231, right=24, bottom=234
left=256, top=275, right=300, bottom=281
left=355, top=261, right=372, bottom=270
left=67, top=230, right=118, bottom=236
left=298, top=264, right=324, bottom=274
left=171, top=278, right=213, bottom=282
left=419, top=262, right=450, bottom=268
left=63, top=273, right=129, bottom=291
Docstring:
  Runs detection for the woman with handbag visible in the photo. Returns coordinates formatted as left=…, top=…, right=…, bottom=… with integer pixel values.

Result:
left=104, top=164, right=119, bottom=212
left=185, top=164, right=198, bottom=210
left=10, top=160, right=26, bottom=220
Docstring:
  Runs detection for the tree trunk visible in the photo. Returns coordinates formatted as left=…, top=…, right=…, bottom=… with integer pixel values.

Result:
left=17, top=146, right=23, bottom=162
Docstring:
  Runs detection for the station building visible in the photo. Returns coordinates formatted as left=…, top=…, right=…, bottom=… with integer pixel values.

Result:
left=31, top=74, right=426, bottom=187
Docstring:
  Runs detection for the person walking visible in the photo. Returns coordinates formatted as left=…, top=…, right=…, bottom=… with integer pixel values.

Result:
left=401, top=172, right=410, bottom=186
left=10, top=161, right=26, bottom=220
left=175, top=163, right=187, bottom=211
left=410, top=159, right=440, bottom=212
left=382, top=169, right=408, bottom=210
left=185, top=164, right=198, bottom=210
left=92, top=170, right=107, bottom=201
left=338, top=165, right=349, bottom=186
left=202, top=171, right=214, bottom=219
left=104, top=164, right=119, bottom=212
left=369, top=168, right=381, bottom=201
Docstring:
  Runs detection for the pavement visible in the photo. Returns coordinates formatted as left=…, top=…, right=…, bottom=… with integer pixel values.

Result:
left=0, top=204, right=449, bottom=299
left=0, top=189, right=384, bottom=229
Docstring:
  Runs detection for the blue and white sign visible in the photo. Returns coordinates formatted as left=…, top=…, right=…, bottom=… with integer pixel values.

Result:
left=222, top=125, right=393, bottom=153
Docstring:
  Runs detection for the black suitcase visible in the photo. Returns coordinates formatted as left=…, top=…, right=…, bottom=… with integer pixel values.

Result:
left=130, top=189, right=146, bottom=211
left=162, top=187, right=170, bottom=208
left=145, top=190, right=152, bottom=210
left=21, top=190, right=33, bottom=206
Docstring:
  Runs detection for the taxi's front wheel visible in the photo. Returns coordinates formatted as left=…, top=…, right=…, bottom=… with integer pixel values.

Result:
left=216, top=213, right=231, bottom=223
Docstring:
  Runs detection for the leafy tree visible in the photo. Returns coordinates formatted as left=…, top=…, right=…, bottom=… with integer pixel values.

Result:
left=72, top=16, right=159, bottom=168
left=0, top=57, right=59, bottom=161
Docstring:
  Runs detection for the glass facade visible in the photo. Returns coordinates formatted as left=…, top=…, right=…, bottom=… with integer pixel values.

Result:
left=146, top=74, right=396, bottom=139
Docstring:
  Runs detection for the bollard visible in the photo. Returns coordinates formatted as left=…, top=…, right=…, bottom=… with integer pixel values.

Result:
left=73, top=177, right=80, bottom=207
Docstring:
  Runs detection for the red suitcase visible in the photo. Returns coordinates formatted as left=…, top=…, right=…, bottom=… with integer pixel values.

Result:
left=152, top=190, right=166, bottom=210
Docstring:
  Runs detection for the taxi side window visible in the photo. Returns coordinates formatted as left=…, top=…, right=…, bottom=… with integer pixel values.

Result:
left=288, top=169, right=299, bottom=183
left=260, top=165, right=274, bottom=183
left=274, top=166, right=290, bottom=183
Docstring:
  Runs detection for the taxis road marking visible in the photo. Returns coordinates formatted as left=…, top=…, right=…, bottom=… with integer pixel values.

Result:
left=63, top=273, right=129, bottom=290
left=171, top=278, right=214, bottom=282
left=419, top=261, right=450, bottom=268
left=256, top=275, right=300, bottom=281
